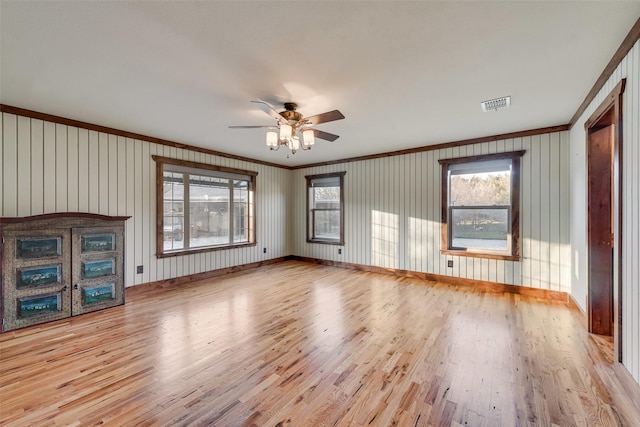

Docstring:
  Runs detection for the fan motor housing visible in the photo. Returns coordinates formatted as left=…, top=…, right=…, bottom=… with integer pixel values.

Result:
left=281, top=103, right=303, bottom=122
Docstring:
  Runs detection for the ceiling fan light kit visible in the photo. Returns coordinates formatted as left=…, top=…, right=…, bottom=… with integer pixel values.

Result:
left=230, top=100, right=344, bottom=155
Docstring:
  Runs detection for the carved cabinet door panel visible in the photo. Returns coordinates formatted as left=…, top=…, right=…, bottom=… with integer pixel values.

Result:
left=71, top=226, right=125, bottom=316
left=1, top=228, right=72, bottom=331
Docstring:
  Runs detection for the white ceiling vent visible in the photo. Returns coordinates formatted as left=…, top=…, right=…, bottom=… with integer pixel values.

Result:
left=481, top=96, right=511, bottom=112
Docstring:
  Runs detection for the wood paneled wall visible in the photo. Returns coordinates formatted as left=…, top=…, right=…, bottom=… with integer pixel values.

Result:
left=0, top=114, right=290, bottom=287
left=291, top=131, right=571, bottom=293
left=570, top=40, right=640, bottom=385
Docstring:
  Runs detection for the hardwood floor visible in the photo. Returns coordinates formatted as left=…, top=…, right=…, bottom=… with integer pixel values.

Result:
left=1, top=261, right=639, bottom=426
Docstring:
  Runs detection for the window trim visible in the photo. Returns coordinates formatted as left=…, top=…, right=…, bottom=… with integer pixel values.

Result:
left=305, top=171, right=346, bottom=245
left=439, top=150, right=525, bottom=261
left=153, top=155, right=257, bottom=258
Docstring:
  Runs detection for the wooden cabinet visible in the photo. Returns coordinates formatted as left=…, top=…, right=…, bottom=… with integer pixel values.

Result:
left=1, top=213, right=129, bottom=332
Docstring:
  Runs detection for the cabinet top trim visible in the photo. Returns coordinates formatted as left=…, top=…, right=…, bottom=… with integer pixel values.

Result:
left=0, top=213, right=131, bottom=224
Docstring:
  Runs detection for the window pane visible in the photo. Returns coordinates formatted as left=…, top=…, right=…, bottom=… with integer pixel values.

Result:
left=440, top=151, right=523, bottom=258
left=190, top=175, right=230, bottom=248
left=157, top=157, right=256, bottom=255
left=233, top=180, right=249, bottom=243
left=451, top=208, right=508, bottom=250
left=313, top=210, right=341, bottom=240
left=163, top=172, right=185, bottom=251
left=306, top=173, right=344, bottom=244
left=450, top=170, right=510, bottom=207
left=313, top=186, right=340, bottom=209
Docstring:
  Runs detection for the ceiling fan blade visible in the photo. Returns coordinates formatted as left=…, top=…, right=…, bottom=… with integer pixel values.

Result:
left=251, top=100, right=288, bottom=124
left=302, top=110, right=345, bottom=126
left=229, top=125, right=278, bottom=129
left=310, top=129, right=340, bottom=142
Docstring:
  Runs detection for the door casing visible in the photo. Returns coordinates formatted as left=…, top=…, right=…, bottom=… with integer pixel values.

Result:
left=584, top=79, right=625, bottom=361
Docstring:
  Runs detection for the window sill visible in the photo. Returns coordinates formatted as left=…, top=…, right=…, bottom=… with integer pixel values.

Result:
left=307, top=239, right=344, bottom=246
left=157, top=242, right=256, bottom=258
left=440, top=248, right=519, bottom=261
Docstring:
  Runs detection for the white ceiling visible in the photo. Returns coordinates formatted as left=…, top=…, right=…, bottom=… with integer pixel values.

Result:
left=2, top=1, right=639, bottom=167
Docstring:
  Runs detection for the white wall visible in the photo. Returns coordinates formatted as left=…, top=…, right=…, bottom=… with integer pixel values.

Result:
left=0, top=113, right=290, bottom=287
left=570, top=40, right=640, bottom=385
left=292, top=132, right=571, bottom=292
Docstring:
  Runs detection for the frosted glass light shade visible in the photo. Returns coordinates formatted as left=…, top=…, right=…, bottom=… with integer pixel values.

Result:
left=279, top=124, right=292, bottom=140
left=266, top=131, right=278, bottom=148
left=302, top=129, right=315, bottom=147
left=290, top=136, right=300, bottom=151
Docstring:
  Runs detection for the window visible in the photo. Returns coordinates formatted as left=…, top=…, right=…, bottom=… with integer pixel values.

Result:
left=153, top=156, right=256, bottom=257
left=439, top=151, right=525, bottom=260
left=306, top=172, right=346, bottom=245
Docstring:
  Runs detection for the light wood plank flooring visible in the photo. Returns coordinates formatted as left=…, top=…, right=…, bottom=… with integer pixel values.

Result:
left=1, top=261, right=639, bottom=426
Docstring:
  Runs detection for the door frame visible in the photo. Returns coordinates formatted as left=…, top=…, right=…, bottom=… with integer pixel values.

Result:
left=584, top=79, right=625, bottom=361
left=587, top=117, right=614, bottom=337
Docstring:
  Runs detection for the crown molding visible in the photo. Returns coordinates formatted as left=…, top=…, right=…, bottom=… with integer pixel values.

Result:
left=570, top=17, right=640, bottom=128
left=0, top=104, right=288, bottom=170
left=290, top=124, right=570, bottom=170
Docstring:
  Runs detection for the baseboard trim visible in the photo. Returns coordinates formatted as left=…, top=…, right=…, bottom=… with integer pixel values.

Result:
left=125, top=256, right=289, bottom=298
left=289, top=256, right=570, bottom=303
left=568, top=294, right=588, bottom=329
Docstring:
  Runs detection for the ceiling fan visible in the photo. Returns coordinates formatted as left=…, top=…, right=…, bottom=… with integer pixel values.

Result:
left=229, top=101, right=345, bottom=154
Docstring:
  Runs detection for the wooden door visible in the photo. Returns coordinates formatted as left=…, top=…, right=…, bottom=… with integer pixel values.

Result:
left=587, top=124, right=614, bottom=336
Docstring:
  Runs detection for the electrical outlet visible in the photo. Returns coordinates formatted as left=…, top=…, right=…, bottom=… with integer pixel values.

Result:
left=338, top=248, right=342, bottom=255
left=137, top=265, right=144, bottom=274
left=263, top=247, right=267, bottom=254
left=447, top=260, right=453, bottom=268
